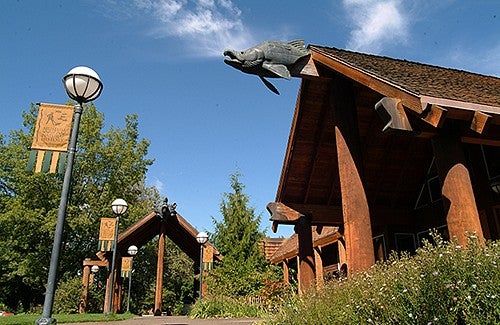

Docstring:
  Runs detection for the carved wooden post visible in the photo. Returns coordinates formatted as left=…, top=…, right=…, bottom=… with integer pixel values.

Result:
left=295, top=216, right=315, bottom=294
left=432, top=127, right=485, bottom=246
left=79, top=263, right=91, bottom=313
left=332, top=77, right=375, bottom=275
left=154, top=222, right=166, bottom=315
left=314, top=247, right=324, bottom=289
left=113, top=270, right=122, bottom=313
left=103, top=271, right=111, bottom=312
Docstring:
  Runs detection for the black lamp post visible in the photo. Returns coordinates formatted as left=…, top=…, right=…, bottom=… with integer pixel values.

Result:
left=106, top=198, right=128, bottom=314
left=126, top=245, right=138, bottom=313
left=196, top=232, right=208, bottom=300
left=36, top=66, right=103, bottom=325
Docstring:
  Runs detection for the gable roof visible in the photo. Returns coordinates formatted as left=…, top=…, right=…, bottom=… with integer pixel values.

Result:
left=104, top=211, right=219, bottom=262
left=310, top=45, right=500, bottom=108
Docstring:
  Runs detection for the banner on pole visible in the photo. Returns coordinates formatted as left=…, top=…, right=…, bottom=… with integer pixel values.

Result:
left=27, top=103, right=73, bottom=174
left=98, top=218, right=117, bottom=251
left=121, top=257, right=132, bottom=278
left=31, top=103, right=74, bottom=152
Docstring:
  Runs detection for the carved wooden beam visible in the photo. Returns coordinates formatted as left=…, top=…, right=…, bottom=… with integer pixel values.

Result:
left=83, top=259, right=108, bottom=267
left=290, top=55, right=320, bottom=78
left=374, top=97, right=413, bottom=133
left=420, top=103, right=448, bottom=128
left=470, top=111, right=491, bottom=134
left=267, top=202, right=304, bottom=232
left=267, top=202, right=343, bottom=232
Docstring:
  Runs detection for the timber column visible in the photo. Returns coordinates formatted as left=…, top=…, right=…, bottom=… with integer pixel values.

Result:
left=154, top=222, right=166, bottom=315
left=294, top=216, right=315, bottom=294
left=432, top=125, right=485, bottom=246
left=79, top=262, right=91, bottom=313
left=332, top=77, right=375, bottom=275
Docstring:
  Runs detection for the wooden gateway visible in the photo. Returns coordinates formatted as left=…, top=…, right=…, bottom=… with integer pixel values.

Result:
left=80, top=209, right=219, bottom=314
left=267, top=45, right=500, bottom=293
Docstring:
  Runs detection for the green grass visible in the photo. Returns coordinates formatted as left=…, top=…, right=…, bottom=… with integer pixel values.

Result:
left=0, top=313, right=135, bottom=325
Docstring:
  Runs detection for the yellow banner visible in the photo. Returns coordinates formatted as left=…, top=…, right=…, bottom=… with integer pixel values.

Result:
left=121, top=257, right=132, bottom=272
left=98, top=218, right=117, bottom=251
left=31, top=103, right=74, bottom=152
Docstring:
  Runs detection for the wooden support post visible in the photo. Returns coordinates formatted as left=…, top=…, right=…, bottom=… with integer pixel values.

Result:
left=332, top=77, right=375, bottom=275
left=432, top=127, right=485, bottom=247
left=294, top=216, right=315, bottom=294
left=314, top=247, right=324, bottom=289
left=283, top=260, right=289, bottom=284
left=103, top=271, right=111, bottom=313
left=154, top=222, right=166, bottom=316
left=338, top=239, right=347, bottom=266
left=113, top=271, right=122, bottom=313
left=79, top=263, right=91, bottom=313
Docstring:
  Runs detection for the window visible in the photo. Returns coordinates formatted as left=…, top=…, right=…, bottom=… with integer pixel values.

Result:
left=395, top=233, right=417, bottom=254
left=416, top=224, right=448, bottom=247
left=415, top=157, right=442, bottom=209
left=373, top=234, right=387, bottom=261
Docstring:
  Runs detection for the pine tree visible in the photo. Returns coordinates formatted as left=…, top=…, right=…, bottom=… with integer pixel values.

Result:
left=208, top=172, right=268, bottom=297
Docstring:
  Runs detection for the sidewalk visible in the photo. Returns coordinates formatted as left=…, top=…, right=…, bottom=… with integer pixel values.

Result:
left=68, top=315, right=263, bottom=325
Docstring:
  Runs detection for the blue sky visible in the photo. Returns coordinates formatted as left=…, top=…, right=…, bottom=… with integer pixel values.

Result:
left=1, top=0, right=499, bottom=238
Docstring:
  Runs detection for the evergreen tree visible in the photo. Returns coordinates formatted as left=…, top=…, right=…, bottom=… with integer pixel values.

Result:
left=0, top=103, right=159, bottom=312
left=208, top=172, right=268, bottom=297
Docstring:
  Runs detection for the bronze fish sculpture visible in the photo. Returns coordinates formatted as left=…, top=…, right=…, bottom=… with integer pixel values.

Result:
left=224, top=40, right=310, bottom=94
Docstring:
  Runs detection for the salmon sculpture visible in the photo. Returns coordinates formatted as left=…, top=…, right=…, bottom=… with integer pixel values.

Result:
left=223, top=40, right=310, bottom=95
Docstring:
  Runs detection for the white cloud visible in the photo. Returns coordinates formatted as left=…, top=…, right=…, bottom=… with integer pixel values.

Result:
left=447, top=43, right=500, bottom=77
left=343, top=0, right=409, bottom=54
left=131, top=0, right=253, bottom=57
left=154, top=178, right=165, bottom=192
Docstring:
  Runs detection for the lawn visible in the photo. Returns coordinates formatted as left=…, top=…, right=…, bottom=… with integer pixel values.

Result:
left=0, top=313, right=135, bottom=325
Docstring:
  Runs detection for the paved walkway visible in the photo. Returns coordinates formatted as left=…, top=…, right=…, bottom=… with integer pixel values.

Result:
left=68, top=315, right=263, bottom=325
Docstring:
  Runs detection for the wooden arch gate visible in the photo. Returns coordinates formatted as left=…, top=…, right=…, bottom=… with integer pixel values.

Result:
left=80, top=209, right=219, bottom=314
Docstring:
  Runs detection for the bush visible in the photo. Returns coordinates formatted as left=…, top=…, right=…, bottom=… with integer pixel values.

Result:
left=270, top=235, right=500, bottom=324
left=53, top=277, right=83, bottom=314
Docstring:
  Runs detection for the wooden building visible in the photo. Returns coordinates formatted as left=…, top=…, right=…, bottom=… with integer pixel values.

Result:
left=267, top=45, right=500, bottom=293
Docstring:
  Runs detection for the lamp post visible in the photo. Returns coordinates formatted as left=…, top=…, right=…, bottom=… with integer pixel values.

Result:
left=106, top=198, right=128, bottom=314
left=196, top=232, right=208, bottom=300
left=126, top=245, right=138, bottom=313
left=36, top=66, right=102, bottom=325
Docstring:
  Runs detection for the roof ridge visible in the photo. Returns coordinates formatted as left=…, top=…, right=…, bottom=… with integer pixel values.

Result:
left=309, top=44, right=499, bottom=79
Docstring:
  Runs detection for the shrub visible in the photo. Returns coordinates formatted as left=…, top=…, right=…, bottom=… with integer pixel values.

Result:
left=190, top=295, right=263, bottom=319
left=269, top=235, right=500, bottom=324
left=53, top=277, right=83, bottom=314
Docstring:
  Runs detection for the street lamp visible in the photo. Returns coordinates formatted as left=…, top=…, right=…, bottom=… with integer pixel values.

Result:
left=126, top=245, right=138, bottom=313
left=37, top=66, right=102, bottom=325
left=91, top=265, right=99, bottom=286
left=106, top=198, right=128, bottom=314
left=196, top=232, right=209, bottom=300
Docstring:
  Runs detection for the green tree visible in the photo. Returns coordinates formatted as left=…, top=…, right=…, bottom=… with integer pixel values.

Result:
left=207, top=172, right=268, bottom=297
left=0, top=103, right=158, bottom=312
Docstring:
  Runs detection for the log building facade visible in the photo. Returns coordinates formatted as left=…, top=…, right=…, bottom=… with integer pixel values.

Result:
left=267, top=45, right=500, bottom=293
